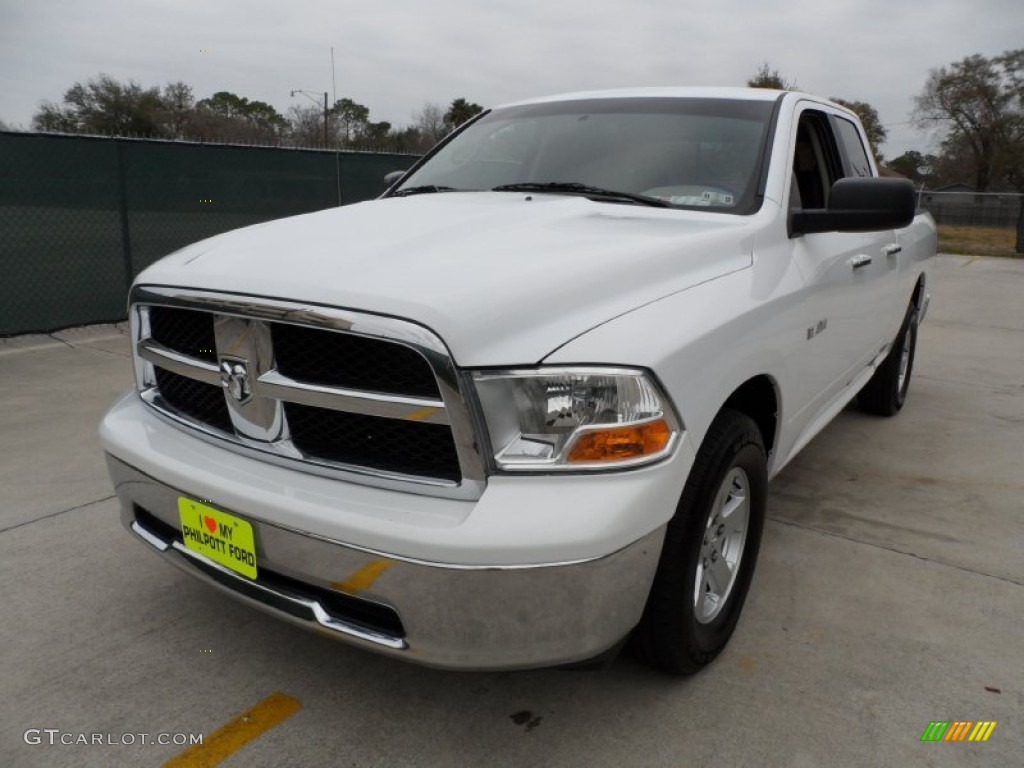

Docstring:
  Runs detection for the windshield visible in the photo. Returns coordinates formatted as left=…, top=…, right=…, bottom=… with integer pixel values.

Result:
left=394, top=97, right=776, bottom=213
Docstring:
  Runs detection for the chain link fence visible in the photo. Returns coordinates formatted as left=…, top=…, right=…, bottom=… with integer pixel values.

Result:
left=10, top=132, right=1017, bottom=337
left=0, top=131, right=418, bottom=335
left=917, top=189, right=1024, bottom=255
left=918, top=189, right=1023, bottom=228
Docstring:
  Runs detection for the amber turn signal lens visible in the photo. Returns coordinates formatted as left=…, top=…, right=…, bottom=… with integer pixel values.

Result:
left=565, top=419, right=672, bottom=463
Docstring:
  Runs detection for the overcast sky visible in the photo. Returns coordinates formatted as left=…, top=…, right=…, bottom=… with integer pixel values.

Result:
left=2, top=0, right=1020, bottom=157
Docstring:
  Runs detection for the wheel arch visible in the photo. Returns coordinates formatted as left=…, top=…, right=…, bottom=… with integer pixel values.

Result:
left=911, top=272, right=926, bottom=310
left=720, top=374, right=780, bottom=460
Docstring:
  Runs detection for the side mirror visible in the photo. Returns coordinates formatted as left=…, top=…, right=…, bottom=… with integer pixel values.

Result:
left=791, top=178, right=916, bottom=235
left=383, top=170, right=407, bottom=191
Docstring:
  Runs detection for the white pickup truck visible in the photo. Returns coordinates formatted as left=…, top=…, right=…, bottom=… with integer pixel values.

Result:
left=100, top=87, right=936, bottom=674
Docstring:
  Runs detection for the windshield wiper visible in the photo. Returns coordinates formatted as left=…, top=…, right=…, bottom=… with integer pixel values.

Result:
left=491, top=182, right=671, bottom=208
left=392, top=185, right=461, bottom=197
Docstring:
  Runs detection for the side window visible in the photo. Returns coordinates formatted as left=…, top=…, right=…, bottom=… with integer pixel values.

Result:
left=834, top=117, right=873, bottom=178
left=791, top=111, right=842, bottom=210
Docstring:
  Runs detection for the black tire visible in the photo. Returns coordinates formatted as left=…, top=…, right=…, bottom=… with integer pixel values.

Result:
left=632, top=409, right=767, bottom=675
left=858, top=301, right=919, bottom=417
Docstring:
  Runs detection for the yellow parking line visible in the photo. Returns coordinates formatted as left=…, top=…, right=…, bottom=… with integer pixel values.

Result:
left=406, top=407, right=438, bottom=422
left=961, top=255, right=979, bottom=267
left=163, top=691, right=301, bottom=768
left=331, top=558, right=394, bottom=594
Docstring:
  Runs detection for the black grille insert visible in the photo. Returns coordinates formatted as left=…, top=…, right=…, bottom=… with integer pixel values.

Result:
left=149, top=306, right=217, bottom=363
left=285, top=403, right=461, bottom=481
left=271, top=323, right=440, bottom=398
left=155, top=367, right=232, bottom=433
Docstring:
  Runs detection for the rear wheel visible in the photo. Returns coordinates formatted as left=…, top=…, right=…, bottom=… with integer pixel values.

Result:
left=859, top=301, right=918, bottom=416
left=632, top=409, right=766, bottom=675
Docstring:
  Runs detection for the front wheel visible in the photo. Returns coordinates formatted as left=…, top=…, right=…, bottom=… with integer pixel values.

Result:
left=632, top=409, right=767, bottom=675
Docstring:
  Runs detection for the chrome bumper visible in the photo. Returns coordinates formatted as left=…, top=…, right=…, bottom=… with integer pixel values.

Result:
left=107, top=455, right=665, bottom=670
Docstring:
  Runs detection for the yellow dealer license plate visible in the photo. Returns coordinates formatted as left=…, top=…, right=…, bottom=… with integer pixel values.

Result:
left=179, top=498, right=257, bottom=580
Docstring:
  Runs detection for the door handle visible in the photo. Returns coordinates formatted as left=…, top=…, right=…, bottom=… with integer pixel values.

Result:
left=850, top=254, right=872, bottom=269
left=882, top=243, right=902, bottom=256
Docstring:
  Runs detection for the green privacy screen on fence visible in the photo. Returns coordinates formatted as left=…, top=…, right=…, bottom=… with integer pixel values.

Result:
left=0, top=132, right=418, bottom=335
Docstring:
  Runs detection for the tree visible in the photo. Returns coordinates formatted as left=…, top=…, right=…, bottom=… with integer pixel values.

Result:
left=31, top=103, right=78, bottom=133
left=195, top=91, right=287, bottom=143
left=444, top=98, right=484, bottom=131
left=996, top=50, right=1024, bottom=194
left=330, top=98, right=370, bottom=145
left=887, top=150, right=937, bottom=184
left=360, top=121, right=393, bottom=149
left=160, top=82, right=195, bottom=139
left=831, top=97, right=888, bottom=161
left=245, top=101, right=288, bottom=134
left=413, top=103, right=448, bottom=150
left=913, top=51, right=1022, bottom=192
left=915, top=49, right=1024, bottom=252
left=919, top=132, right=984, bottom=189
left=747, top=63, right=797, bottom=90
left=196, top=91, right=250, bottom=121
left=198, top=92, right=287, bottom=132
left=32, top=73, right=166, bottom=136
left=385, top=125, right=426, bottom=154
left=287, top=104, right=325, bottom=147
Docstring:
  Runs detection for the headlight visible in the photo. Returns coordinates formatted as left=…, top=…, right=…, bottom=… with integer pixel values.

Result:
left=471, top=368, right=681, bottom=471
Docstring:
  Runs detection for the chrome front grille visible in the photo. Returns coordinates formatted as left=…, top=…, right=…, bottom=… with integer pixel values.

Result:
left=131, top=287, right=485, bottom=499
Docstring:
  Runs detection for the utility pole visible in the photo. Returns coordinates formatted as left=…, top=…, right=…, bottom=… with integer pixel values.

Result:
left=331, top=47, right=337, bottom=105
left=330, top=47, right=341, bottom=207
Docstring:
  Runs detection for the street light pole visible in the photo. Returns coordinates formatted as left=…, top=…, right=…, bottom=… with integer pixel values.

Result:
left=290, top=89, right=330, bottom=148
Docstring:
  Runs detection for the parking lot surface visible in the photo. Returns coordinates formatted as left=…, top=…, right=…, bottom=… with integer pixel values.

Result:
left=1, top=254, right=1021, bottom=767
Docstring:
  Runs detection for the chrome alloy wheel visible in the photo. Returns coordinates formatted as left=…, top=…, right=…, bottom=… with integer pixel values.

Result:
left=897, top=331, right=911, bottom=393
left=694, top=467, right=750, bottom=624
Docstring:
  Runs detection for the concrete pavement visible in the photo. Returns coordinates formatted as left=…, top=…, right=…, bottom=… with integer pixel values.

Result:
left=1, top=255, right=1021, bottom=767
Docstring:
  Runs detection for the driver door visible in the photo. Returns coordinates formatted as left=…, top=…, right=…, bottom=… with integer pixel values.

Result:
left=787, top=106, right=896, bottom=420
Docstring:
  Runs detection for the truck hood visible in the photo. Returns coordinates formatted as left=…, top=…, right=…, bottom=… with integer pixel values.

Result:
left=138, top=193, right=756, bottom=366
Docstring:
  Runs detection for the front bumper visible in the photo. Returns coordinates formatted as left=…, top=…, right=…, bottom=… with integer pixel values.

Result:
left=107, top=455, right=667, bottom=670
